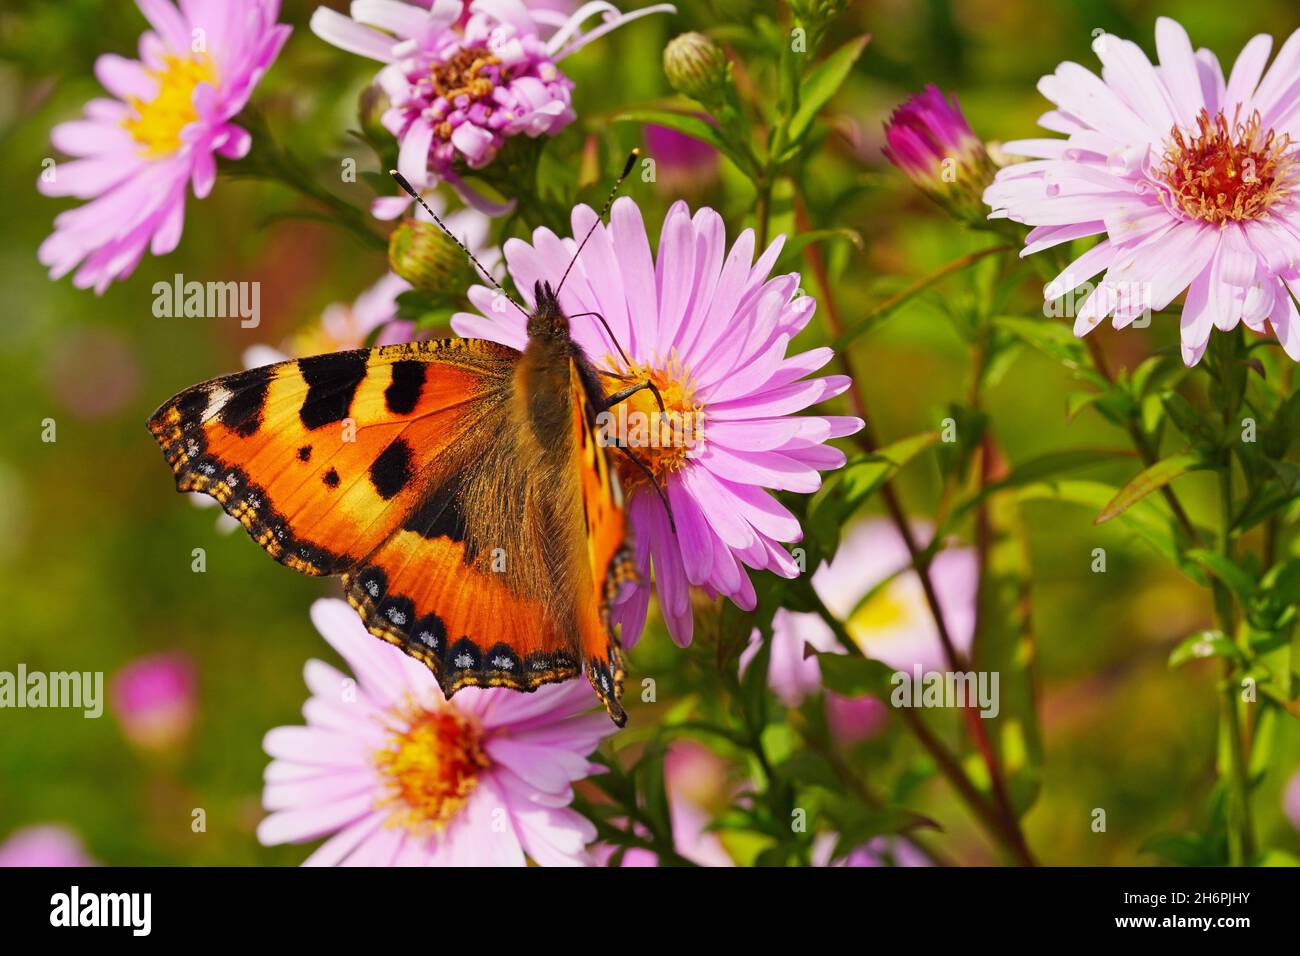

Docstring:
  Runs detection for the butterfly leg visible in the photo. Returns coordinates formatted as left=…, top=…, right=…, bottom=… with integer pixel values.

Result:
left=598, top=378, right=668, bottom=419
left=606, top=442, right=677, bottom=533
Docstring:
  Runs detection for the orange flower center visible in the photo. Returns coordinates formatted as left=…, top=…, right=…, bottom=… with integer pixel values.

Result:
left=122, top=54, right=218, bottom=158
left=1158, top=108, right=1298, bottom=224
left=602, top=356, right=705, bottom=491
left=373, top=701, right=489, bottom=835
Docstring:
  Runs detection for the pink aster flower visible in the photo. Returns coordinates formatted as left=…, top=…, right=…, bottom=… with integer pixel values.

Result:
left=37, top=0, right=290, bottom=293
left=740, top=520, right=976, bottom=715
left=257, top=599, right=616, bottom=866
left=451, top=198, right=863, bottom=646
left=984, top=17, right=1300, bottom=365
left=0, top=826, right=98, bottom=868
left=110, top=651, right=198, bottom=752
left=311, top=0, right=675, bottom=216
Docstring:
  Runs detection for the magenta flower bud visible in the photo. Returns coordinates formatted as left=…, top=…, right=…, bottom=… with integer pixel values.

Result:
left=882, top=84, right=995, bottom=223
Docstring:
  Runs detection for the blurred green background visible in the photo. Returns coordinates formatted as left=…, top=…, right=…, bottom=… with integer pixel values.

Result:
left=1, top=0, right=1299, bottom=865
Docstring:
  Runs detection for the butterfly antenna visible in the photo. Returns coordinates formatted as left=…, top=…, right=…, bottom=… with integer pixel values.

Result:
left=555, top=148, right=639, bottom=298
left=389, top=170, right=530, bottom=320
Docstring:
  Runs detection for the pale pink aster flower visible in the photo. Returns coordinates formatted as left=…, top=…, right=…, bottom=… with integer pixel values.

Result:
left=740, top=520, right=977, bottom=712
left=110, top=651, right=198, bottom=752
left=37, top=0, right=291, bottom=293
left=257, top=599, right=616, bottom=866
left=451, top=198, right=863, bottom=646
left=0, top=826, right=98, bottom=867
left=311, top=0, right=675, bottom=216
left=984, top=17, right=1300, bottom=365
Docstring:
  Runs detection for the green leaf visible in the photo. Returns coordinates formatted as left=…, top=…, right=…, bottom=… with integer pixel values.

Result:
left=1161, top=391, right=1220, bottom=449
left=1168, top=630, right=1246, bottom=669
left=804, top=431, right=938, bottom=557
left=1095, top=453, right=1206, bottom=524
left=816, top=653, right=896, bottom=698
left=1141, top=832, right=1225, bottom=866
left=1012, top=480, right=1205, bottom=583
left=773, top=228, right=863, bottom=274
left=782, top=34, right=870, bottom=150
left=1186, top=550, right=1257, bottom=603
left=613, top=109, right=753, bottom=174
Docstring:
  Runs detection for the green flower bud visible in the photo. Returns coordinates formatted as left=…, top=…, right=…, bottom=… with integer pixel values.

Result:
left=387, top=219, right=475, bottom=294
left=663, top=32, right=728, bottom=105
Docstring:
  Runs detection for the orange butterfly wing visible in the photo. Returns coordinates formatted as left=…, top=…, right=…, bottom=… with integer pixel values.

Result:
left=571, top=360, right=634, bottom=723
left=149, top=338, right=635, bottom=723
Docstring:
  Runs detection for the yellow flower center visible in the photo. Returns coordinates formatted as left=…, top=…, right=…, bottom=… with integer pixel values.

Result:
left=846, top=579, right=913, bottom=649
left=603, top=355, right=704, bottom=490
left=373, top=701, right=489, bottom=835
left=430, top=46, right=503, bottom=140
left=1158, top=108, right=1298, bottom=224
left=122, top=54, right=218, bottom=158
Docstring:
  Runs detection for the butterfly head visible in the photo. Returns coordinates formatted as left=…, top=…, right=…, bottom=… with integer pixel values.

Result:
left=527, top=280, right=570, bottom=342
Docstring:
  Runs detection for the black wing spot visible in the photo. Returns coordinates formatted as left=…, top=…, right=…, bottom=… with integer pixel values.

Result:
left=298, top=351, right=368, bottom=430
left=385, top=360, right=426, bottom=415
left=218, top=365, right=273, bottom=437
left=369, top=438, right=413, bottom=500
left=323, top=468, right=340, bottom=488
left=297, top=445, right=312, bottom=462
left=411, top=613, right=447, bottom=653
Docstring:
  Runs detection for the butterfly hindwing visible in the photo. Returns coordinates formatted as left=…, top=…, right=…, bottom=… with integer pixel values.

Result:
left=572, top=361, right=633, bottom=724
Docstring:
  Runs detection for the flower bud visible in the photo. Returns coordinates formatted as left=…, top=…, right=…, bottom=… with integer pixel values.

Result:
left=663, top=32, right=728, bottom=105
left=882, top=85, right=997, bottom=225
left=387, top=219, right=475, bottom=294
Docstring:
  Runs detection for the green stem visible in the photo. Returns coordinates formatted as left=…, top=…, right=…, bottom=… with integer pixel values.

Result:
left=834, top=244, right=1014, bottom=350
left=1215, top=450, right=1255, bottom=865
left=806, top=592, right=1035, bottom=866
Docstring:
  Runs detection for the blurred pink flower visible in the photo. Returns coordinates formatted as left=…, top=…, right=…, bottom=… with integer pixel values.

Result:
left=740, top=519, right=977, bottom=725
left=813, top=831, right=930, bottom=867
left=452, top=198, right=862, bottom=646
left=38, top=0, right=291, bottom=292
left=312, top=0, right=674, bottom=216
left=110, top=651, right=198, bottom=752
left=985, top=17, right=1300, bottom=365
left=0, top=826, right=98, bottom=867
left=1285, top=768, right=1300, bottom=833
left=257, top=599, right=617, bottom=866
left=644, top=121, right=720, bottom=197
left=824, top=692, right=889, bottom=744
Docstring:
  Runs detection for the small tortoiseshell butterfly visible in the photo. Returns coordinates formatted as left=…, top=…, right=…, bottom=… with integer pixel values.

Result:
left=148, top=154, right=666, bottom=725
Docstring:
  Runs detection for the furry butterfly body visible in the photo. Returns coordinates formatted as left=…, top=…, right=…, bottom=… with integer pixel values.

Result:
left=148, top=281, right=634, bottom=724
